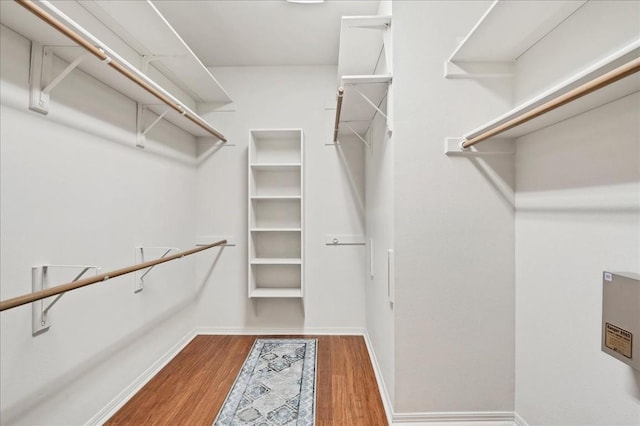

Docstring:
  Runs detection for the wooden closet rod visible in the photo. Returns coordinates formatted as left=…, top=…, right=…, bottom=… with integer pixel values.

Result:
left=0, top=240, right=227, bottom=312
left=462, top=57, right=640, bottom=148
left=333, top=87, right=344, bottom=142
left=16, top=0, right=227, bottom=142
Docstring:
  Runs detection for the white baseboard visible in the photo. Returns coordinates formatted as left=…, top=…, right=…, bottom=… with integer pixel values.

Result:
left=195, top=326, right=367, bottom=336
left=87, top=329, right=197, bottom=426
left=393, top=411, right=515, bottom=425
left=362, top=331, right=395, bottom=425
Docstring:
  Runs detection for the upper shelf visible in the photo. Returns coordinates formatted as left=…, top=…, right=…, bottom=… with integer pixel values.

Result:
left=462, top=42, right=640, bottom=144
left=334, top=15, right=392, bottom=141
left=78, top=0, right=231, bottom=104
left=0, top=0, right=226, bottom=139
left=449, top=0, right=587, bottom=63
left=338, top=15, right=391, bottom=76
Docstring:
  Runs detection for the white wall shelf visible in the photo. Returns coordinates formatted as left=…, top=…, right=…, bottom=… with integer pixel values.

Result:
left=78, top=0, right=231, bottom=104
left=445, top=0, right=587, bottom=78
left=334, top=15, right=392, bottom=142
left=251, top=228, right=302, bottom=232
left=250, top=195, right=301, bottom=200
left=453, top=42, right=640, bottom=149
left=251, top=259, right=302, bottom=265
left=249, top=288, right=302, bottom=299
left=338, top=15, right=391, bottom=77
left=248, top=129, right=304, bottom=299
left=250, top=164, right=302, bottom=171
left=0, top=0, right=226, bottom=139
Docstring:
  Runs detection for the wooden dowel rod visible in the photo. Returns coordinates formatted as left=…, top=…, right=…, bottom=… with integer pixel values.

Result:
left=0, top=240, right=226, bottom=312
left=15, top=0, right=227, bottom=142
left=333, top=87, right=345, bottom=142
left=16, top=0, right=106, bottom=60
left=462, top=57, right=640, bottom=148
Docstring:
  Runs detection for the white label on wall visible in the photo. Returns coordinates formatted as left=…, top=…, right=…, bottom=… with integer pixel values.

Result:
left=604, top=272, right=613, bottom=282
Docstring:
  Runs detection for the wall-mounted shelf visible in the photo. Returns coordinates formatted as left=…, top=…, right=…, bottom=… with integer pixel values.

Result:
left=445, top=0, right=587, bottom=78
left=250, top=164, right=302, bottom=171
left=338, top=15, right=391, bottom=77
left=251, top=259, right=302, bottom=265
left=446, top=42, right=640, bottom=153
left=0, top=0, right=226, bottom=140
left=250, top=195, right=301, bottom=200
left=78, top=0, right=231, bottom=104
left=248, top=129, right=304, bottom=299
left=334, top=15, right=392, bottom=143
left=249, top=288, right=302, bottom=299
left=250, top=228, right=302, bottom=233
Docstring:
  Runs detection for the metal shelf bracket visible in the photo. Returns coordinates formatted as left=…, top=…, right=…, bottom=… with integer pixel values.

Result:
left=32, top=264, right=99, bottom=335
left=350, top=84, right=388, bottom=120
left=29, top=43, right=90, bottom=115
left=134, top=246, right=178, bottom=293
left=334, top=83, right=389, bottom=149
left=136, top=104, right=171, bottom=148
left=141, top=54, right=184, bottom=74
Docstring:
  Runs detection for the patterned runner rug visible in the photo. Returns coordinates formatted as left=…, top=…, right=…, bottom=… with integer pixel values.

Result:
left=213, top=338, right=317, bottom=426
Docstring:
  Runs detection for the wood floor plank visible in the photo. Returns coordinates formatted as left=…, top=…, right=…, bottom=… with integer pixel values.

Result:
left=106, top=335, right=387, bottom=425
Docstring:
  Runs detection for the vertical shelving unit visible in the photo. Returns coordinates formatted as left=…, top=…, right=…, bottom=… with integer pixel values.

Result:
left=248, top=129, right=304, bottom=298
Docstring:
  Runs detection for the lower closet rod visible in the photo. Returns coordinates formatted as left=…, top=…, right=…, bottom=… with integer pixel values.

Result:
left=0, top=240, right=227, bottom=312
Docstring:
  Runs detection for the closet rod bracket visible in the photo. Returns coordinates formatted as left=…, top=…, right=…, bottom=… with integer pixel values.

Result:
left=444, top=60, right=515, bottom=79
left=343, top=122, right=371, bottom=149
left=32, top=264, right=99, bottom=335
left=29, top=43, right=90, bottom=115
left=351, top=85, right=388, bottom=120
left=134, top=246, right=178, bottom=293
left=141, top=54, right=184, bottom=74
left=136, top=104, right=171, bottom=148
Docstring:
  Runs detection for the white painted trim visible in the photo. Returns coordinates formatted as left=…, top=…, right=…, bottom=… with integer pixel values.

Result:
left=362, top=331, right=394, bottom=425
left=86, top=329, right=197, bottom=426
left=195, top=326, right=367, bottom=336
left=393, top=411, right=515, bottom=423
left=513, top=412, right=529, bottom=426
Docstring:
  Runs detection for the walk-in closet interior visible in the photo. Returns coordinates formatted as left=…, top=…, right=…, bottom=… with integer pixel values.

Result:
left=0, top=1, right=638, bottom=425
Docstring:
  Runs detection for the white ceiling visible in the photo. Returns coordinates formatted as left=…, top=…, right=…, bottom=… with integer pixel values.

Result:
left=152, top=0, right=380, bottom=67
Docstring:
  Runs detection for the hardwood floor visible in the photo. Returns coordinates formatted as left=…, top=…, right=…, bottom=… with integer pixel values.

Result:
left=106, top=335, right=388, bottom=425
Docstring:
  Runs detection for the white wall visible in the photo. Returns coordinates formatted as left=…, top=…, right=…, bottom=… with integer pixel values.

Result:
left=0, top=25, right=205, bottom=425
left=365, top=109, right=396, bottom=410
left=364, top=0, right=396, bottom=413
left=513, top=2, right=640, bottom=425
left=194, top=65, right=366, bottom=332
left=392, top=0, right=516, bottom=415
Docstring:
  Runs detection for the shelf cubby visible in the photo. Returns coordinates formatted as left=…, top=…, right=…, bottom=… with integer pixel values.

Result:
left=248, top=129, right=304, bottom=299
left=250, top=167, right=301, bottom=197
left=250, top=231, right=301, bottom=260
left=250, top=199, right=301, bottom=229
